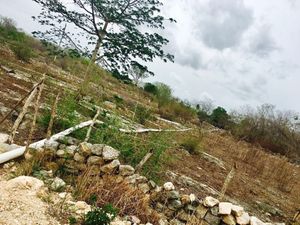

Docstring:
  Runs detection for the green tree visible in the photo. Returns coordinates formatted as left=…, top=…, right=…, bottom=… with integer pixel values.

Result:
left=128, top=61, right=151, bottom=85
left=32, top=0, right=175, bottom=78
left=155, top=82, right=172, bottom=107
left=210, top=106, right=230, bottom=129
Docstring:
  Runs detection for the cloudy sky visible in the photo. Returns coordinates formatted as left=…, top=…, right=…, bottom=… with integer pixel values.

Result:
left=0, top=0, right=300, bottom=112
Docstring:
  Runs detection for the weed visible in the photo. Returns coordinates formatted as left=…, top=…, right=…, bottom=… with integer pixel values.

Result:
left=68, top=216, right=77, bottom=225
left=12, top=43, right=34, bottom=62
left=180, top=136, right=202, bottom=155
left=83, top=204, right=118, bottom=225
left=134, top=105, right=152, bottom=125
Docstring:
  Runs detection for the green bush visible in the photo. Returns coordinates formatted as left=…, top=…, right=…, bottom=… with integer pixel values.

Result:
left=155, top=82, right=172, bottom=107
left=12, top=43, right=34, bottom=62
left=134, top=105, right=152, bottom=125
left=180, top=136, right=202, bottom=155
left=84, top=204, right=118, bottom=225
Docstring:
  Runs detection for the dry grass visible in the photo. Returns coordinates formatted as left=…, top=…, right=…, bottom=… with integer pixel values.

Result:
left=75, top=168, right=160, bottom=224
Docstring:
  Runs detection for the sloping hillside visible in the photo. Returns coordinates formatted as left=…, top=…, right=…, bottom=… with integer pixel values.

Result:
left=0, top=34, right=300, bottom=225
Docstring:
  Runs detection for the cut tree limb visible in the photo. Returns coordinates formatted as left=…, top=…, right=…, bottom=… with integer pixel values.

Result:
left=0, top=120, right=102, bottom=164
left=8, top=84, right=39, bottom=144
left=84, top=108, right=101, bottom=142
left=135, top=149, right=153, bottom=173
left=46, top=92, right=60, bottom=139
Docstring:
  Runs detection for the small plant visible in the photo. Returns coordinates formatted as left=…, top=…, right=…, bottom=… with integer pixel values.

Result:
left=68, top=216, right=77, bottom=225
left=180, top=136, right=202, bottom=155
left=83, top=204, right=118, bottom=225
left=12, top=43, right=34, bottom=62
left=134, top=105, right=152, bottom=125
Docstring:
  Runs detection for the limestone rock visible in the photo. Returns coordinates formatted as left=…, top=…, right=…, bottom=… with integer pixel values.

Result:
left=91, top=144, right=105, bottom=156
left=74, top=152, right=86, bottom=163
left=0, top=133, right=9, bottom=143
left=119, top=165, right=135, bottom=176
left=167, top=190, right=180, bottom=200
left=222, top=215, right=236, bottom=225
left=189, top=194, right=196, bottom=202
left=250, top=216, right=265, bottom=225
left=65, top=145, right=77, bottom=156
left=56, top=149, right=65, bottom=158
left=6, top=176, right=44, bottom=192
left=219, top=202, right=232, bottom=215
left=203, top=196, right=219, bottom=207
left=231, top=205, right=244, bottom=217
left=44, top=140, right=59, bottom=151
left=196, top=204, right=208, bottom=219
left=101, top=159, right=120, bottom=173
left=87, top=156, right=104, bottom=166
left=163, top=182, right=175, bottom=191
left=138, top=183, right=151, bottom=193
left=50, top=177, right=66, bottom=192
left=78, top=142, right=92, bottom=157
left=74, top=201, right=91, bottom=215
left=236, top=212, right=250, bottom=225
left=168, top=199, right=182, bottom=210
left=205, top=212, right=221, bottom=225
left=102, top=145, right=120, bottom=161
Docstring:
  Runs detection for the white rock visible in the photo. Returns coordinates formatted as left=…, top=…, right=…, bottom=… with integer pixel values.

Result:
left=119, top=165, right=135, bottom=176
left=74, top=201, right=91, bottom=215
left=250, top=216, right=265, bottom=225
left=189, top=193, right=196, bottom=202
left=102, top=145, right=120, bottom=161
left=78, top=142, right=92, bottom=157
left=130, top=215, right=141, bottom=224
left=219, top=202, right=232, bottom=215
left=203, top=196, right=219, bottom=207
left=163, top=182, right=175, bottom=191
left=236, top=212, right=251, bottom=225
left=100, top=159, right=120, bottom=173
left=66, top=145, right=77, bottom=156
left=87, top=156, right=104, bottom=165
left=231, top=205, right=244, bottom=217
left=91, top=144, right=105, bottom=156
left=44, top=140, right=59, bottom=150
left=50, top=177, right=66, bottom=191
left=0, top=133, right=9, bottom=143
left=56, top=149, right=65, bottom=158
left=111, top=221, right=131, bottom=225
left=74, top=152, right=86, bottom=162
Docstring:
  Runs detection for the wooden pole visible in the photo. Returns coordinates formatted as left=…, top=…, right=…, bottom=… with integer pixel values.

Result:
left=219, top=163, right=237, bottom=201
left=25, top=80, right=44, bottom=150
left=84, top=108, right=101, bottom=142
left=8, top=85, right=39, bottom=144
left=135, top=149, right=154, bottom=173
left=46, top=92, right=60, bottom=139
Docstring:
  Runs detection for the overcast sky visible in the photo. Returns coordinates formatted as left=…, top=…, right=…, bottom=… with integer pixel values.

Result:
left=0, top=0, right=299, bottom=113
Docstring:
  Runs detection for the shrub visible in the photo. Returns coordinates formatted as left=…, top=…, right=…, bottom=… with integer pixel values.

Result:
left=76, top=174, right=160, bottom=224
left=159, top=100, right=197, bottom=122
left=83, top=204, right=118, bottom=225
left=231, top=104, right=300, bottom=161
left=180, top=136, right=202, bottom=155
left=12, top=43, right=34, bottom=62
left=134, top=105, right=152, bottom=125
left=144, top=82, right=157, bottom=95
left=155, top=82, right=172, bottom=107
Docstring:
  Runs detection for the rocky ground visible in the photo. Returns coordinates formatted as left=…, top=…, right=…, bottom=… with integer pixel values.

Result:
left=1, top=139, right=289, bottom=225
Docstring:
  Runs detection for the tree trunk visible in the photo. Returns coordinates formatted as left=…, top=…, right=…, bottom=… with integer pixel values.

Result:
left=78, top=22, right=109, bottom=97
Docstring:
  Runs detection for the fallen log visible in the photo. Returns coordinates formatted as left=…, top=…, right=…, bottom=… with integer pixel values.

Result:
left=0, top=120, right=100, bottom=164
